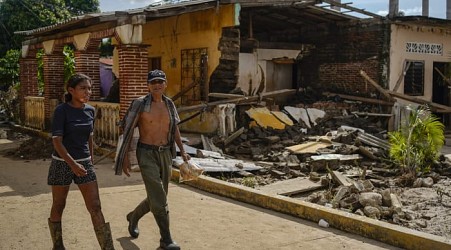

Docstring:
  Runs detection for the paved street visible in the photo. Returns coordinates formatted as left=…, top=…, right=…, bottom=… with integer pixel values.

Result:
left=0, top=140, right=400, bottom=250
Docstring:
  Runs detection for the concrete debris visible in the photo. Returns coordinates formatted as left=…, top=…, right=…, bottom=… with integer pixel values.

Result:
left=173, top=157, right=262, bottom=172
left=175, top=98, right=451, bottom=238
left=359, top=192, right=383, bottom=207
left=257, top=177, right=323, bottom=196
left=245, top=107, right=287, bottom=130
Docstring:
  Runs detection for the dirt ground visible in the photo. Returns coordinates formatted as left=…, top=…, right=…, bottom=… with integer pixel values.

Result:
left=3, top=128, right=451, bottom=239
left=0, top=127, right=402, bottom=250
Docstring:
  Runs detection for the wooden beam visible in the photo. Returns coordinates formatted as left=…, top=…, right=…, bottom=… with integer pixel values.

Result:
left=208, top=93, right=246, bottom=99
left=322, top=92, right=394, bottom=106
left=224, top=127, right=245, bottom=146
left=392, top=61, right=411, bottom=92
left=242, top=41, right=307, bottom=50
left=360, top=70, right=395, bottom=102
left=177, top=89, right=296, bottom=113
left=434, top=67, right=451, bottom=87
left=321, top=0, right=383, bottom=18
left=224, top=0, right=318, bottom=7
left=171, top=82, right=198, bottom=102
left=352, top=112, right=393, bottom=117
left=387, top=90, right=451, bottom=113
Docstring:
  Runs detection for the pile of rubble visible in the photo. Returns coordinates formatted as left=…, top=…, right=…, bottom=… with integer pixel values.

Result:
left=194, top=100, right=451, bottom=237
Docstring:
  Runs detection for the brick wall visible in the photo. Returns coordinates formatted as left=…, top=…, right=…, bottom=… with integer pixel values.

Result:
left=117, top=44, right=149, bottom=117
left=209, top=27, right=240, bottom=94
left=299, top=22, right=390, bottom=96
left=19, top=55, right=39, bottom=121
left=43, top=53, right=65, bottom=128
left=318, top=59, right=380, bottom=94
left=74, top=51, right=101, bottom=100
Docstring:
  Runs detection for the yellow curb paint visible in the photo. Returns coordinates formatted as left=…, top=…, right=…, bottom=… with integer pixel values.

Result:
left=171, top=169, right=451, bottom=250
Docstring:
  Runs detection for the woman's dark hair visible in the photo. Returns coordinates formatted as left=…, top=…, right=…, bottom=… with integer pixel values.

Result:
left=64, top=73, right=91, bottom=102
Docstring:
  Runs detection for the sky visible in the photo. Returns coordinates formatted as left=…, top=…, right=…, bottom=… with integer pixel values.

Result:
left=98, top=0, right=447, bottom=19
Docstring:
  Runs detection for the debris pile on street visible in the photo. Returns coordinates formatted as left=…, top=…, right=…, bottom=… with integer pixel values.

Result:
left=182, top=98, right=451, bottom=238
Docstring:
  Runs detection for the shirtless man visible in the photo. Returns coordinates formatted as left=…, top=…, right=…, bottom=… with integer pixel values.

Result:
left=115, top=69, right=189, bottom=250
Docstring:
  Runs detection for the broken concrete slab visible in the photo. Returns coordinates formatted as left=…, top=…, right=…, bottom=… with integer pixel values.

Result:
left=284, top=106, right=311, bottom=128
left=257, top=177, right=324, bottom=196
left=245, top=107, right=286, bottom=130
left=173, top=157, right=262, bottom=172
left=311, top=154, right=361, bottom=161
left=359, top=192, right=383, bottom=207
left=331, top=171, right=354, bottom=187
left=390, top=193, right=403, bottom=214
left=196, top=149, right=225, bottom=159
left=270, top=110, right=294, bottom=126
left=306, top=108, right=326, bottom=126
left=331, top=186, right=349, bottom=208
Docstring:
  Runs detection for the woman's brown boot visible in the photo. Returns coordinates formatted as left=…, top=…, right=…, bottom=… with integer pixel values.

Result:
left=48, top=218, right=65, bottom=250
left=94, top=222, right=115, bottom=250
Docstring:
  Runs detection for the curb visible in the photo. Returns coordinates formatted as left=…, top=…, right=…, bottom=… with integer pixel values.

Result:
left=171, top=169, right=451, bottom=250
left=12, top=125, right=450, bottom=249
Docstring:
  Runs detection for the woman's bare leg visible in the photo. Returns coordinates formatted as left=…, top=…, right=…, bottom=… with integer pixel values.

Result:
left=78, top=181, right=105, bottom=227
left=50, top=185, right=70, bottom=222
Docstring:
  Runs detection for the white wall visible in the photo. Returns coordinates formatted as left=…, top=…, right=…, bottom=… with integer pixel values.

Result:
left=389, top=24, right=451, bottom=103
left=238, top=48, right=300, bottom=95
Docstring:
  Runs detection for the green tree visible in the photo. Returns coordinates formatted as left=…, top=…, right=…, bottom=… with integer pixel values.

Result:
left=0, top=0, right=100, bottom=56
left=99, top=38, right=113, bottom=57
left=63, top=45, right=75, bottom=84
left=0, top=49, right=20, bottom=91
left=0, top=49, right=20, bottom=121
left=64, top=0, right=100, bottom=16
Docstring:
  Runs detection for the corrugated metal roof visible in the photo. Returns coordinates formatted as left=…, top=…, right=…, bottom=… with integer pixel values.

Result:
left=14, top=0, right=217, bottom=36
left=14, top=0, right=382, bottom=39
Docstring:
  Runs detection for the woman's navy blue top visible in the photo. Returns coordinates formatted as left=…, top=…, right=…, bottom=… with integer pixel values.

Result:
left=52, top=103, right=95, bottom=160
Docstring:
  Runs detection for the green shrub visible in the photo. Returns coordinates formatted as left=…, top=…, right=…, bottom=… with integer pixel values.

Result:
left=389, top=105, right=444, bottom=174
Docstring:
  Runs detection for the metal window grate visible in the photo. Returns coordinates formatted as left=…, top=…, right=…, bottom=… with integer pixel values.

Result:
left=180, top=48, right=208, bottom=105
left=404, top=61, right=424, bottom=96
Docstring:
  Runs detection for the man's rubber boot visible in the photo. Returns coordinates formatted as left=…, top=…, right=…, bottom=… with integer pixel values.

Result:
left=48, top=218, right=65, bottom=250
left=94, top=222, right=115, bottom=250
left=155, top=212, right=180, bottom=250
left=126, top=199, right=150, bottom=238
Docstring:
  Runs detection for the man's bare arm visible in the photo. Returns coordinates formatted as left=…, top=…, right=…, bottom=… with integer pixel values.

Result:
left=174, top=126, right=190, bottom=162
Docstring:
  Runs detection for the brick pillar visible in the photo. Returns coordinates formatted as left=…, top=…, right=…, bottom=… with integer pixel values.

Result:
left=19, top=52, right=38, bottom=123
left=42, top=53, right=65, bottom=129
left=74, top=50, right=101, bottom=100
left=117, top=44, right=149, bottom=118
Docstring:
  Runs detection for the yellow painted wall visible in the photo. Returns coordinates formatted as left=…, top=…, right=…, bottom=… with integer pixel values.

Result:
left=142, top=4, right=236, bottom=98
left=140, top=4, right=236, bottom=133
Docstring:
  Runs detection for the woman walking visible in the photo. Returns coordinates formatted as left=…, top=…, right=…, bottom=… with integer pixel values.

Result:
left=47, top=73, right=114, bottom=250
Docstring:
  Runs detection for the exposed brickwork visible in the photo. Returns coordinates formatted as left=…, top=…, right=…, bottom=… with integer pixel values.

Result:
left=19, top=53, right=39, bottom=122
left=74, top=50, right=101, bottom=100
left=43, top=53, right=65, bottom=129
left=299, top=22, right=390, bottom=97
left=318, top=59, right=380, bottom=94
left=209, top=27, right=240, bottom=93
left=117, top=44, right=149, bottom=117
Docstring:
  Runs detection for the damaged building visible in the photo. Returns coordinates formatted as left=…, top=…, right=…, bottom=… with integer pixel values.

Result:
left=11, top=0, right=451, bottom=245
left=15, top=0, right=451, bottom=141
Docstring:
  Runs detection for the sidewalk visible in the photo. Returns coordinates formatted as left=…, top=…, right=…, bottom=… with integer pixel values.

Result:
left=0, top=141, right=399, bottom=250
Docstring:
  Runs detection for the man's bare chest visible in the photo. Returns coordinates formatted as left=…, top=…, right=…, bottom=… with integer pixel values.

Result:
left=139, top=104, right=170, bottom=125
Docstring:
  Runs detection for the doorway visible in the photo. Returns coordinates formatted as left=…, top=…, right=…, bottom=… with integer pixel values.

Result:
left=432, top=62, right=451, bottom=127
